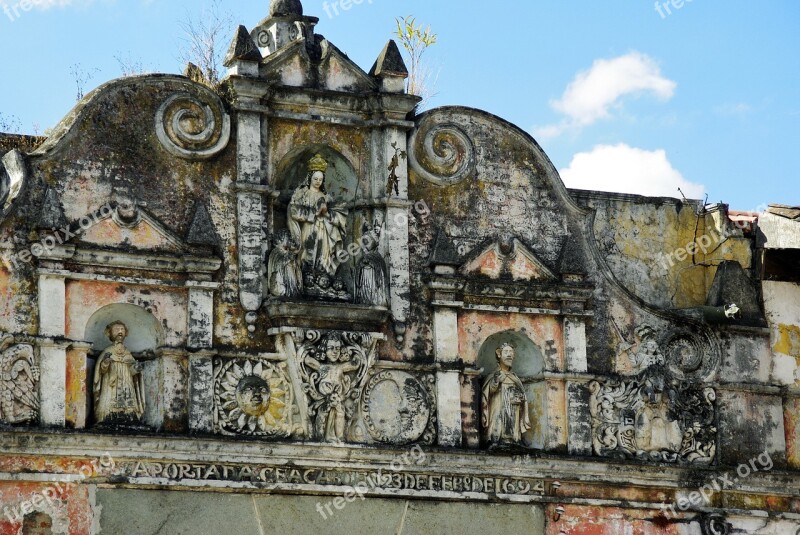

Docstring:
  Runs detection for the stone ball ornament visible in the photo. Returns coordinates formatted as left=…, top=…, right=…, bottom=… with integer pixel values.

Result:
left=269, top=0, right=303, bottom=17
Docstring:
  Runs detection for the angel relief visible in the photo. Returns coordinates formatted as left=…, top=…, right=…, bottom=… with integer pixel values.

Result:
left=296, top=331, right=376, bottom=443
left=0, top=334, right=40, bottom=425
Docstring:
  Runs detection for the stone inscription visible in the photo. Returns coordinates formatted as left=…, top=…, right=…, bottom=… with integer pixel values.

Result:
left=124, top=462, right=544, bottom=496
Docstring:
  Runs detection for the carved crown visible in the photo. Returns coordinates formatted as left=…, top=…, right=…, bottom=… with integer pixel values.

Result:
left=308, top=154, right=329, bottom=173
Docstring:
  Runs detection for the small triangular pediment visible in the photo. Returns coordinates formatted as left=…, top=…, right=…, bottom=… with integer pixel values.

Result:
left=261, top=38, right=377, bottom=92
left=461, top=238, right=557, bottom=281
left=74, top=208, right=187, bottom=254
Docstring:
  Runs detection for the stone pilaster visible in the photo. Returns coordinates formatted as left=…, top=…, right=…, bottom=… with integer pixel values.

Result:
left=433, top=305, right=462, bottom=447
left=187, top=284, right=215, bottom=350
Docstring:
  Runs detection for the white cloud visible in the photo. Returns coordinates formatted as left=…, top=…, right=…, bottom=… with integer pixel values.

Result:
left=535, top=52, right=676, bottom=138
left=560, top=143, right=705, bottom=199
left=713, top=102, right=752, bottom=117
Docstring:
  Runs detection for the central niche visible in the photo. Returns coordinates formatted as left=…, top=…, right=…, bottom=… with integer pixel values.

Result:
left=268, top=145, right=389, bottom=309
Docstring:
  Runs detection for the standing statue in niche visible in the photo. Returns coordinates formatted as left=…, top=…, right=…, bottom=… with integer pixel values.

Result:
left=93, top=321, right=145, bottom=426
left=355, top=218, right=388, bottom=307
left=482, top=342, right=531, bottom=447
left=267, top=229, right=303, bottom=298
left=288, top=154, right=349, bottom=281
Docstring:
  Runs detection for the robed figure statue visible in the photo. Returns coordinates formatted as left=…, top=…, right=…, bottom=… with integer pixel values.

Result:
left=93, top=321, right=145, bottom=426
left=481, top=342, right=531, bottom=446
left=288, top=154, right=348, bottom=278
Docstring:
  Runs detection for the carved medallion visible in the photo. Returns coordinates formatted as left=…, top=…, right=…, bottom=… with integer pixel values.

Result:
left=661, top=329, right=719, bottom=381
left=0, top=335, right=39, bottom=426
left=700, top=513, right=731, bottom=535
left=257, top=30, right=273, bottom=48
left=361, top=370, right=435, bottom=445
left=409, top=120, right=476, bottom=186
left=213, top=358, right=294, bottom=437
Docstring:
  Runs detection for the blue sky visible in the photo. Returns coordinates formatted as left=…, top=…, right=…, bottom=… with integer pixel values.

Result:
left=1, top=0, right=798, bottom=209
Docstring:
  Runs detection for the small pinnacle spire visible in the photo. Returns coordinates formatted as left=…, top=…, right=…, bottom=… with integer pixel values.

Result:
left=369, top=40, right=408, bottom=78
left=224, top=25, right=262, bottom=66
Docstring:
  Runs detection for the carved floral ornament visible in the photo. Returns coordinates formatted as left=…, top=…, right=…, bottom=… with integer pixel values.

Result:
left=0, top=334, right=39, bottom=426
left=590, top=324, right=719, bottom=465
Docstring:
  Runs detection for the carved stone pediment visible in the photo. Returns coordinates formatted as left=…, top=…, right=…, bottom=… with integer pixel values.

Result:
left=461, top=237, right=557, bottom=282
left=74, top=203, right=203, bottom=255
left=36, top=202, right=222, bottom=277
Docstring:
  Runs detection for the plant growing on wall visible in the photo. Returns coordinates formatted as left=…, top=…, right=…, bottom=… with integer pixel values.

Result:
left=178, top=0, right=233, bottom=88
left=394, top=15, right=438, bottom=105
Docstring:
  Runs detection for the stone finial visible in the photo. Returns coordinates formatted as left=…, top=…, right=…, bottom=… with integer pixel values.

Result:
left=369, top=40, right=408, bottom=78
left=224, top=25, right=262, bottom=67
left=38, top=187, right=68, bottom=229
left=187, top=203, right=220, bottom=249
left=429, top=232, right=461, bottom=268
left=370, top=40, right=409, bottom=93
left=269, top=0, right=303, bottom=17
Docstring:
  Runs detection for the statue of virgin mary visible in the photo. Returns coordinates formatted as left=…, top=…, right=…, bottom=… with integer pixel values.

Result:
left=288, top=154, right=349, bottom=278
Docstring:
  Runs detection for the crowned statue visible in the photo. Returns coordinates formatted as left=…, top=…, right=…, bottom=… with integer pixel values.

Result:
left=288, top=154, right=349, bottom=280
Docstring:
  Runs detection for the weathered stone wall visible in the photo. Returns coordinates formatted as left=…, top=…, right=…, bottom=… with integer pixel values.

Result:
left=0, top=1, right=797, bottom=533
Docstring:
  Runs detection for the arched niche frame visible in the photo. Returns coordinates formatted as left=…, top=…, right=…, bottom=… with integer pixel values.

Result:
left=477, top=330, right=547, bottom=450
left=269, top=145, right=374, bottom=297
left=84, top=303, right=163, bottom=354
left=273, top=144, right=360, bottom=210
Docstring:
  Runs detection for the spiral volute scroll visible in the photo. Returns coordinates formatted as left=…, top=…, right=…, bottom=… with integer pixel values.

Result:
left=155, top=88, right=231, bottom=160
left=409, top=116, right=476, bottom=186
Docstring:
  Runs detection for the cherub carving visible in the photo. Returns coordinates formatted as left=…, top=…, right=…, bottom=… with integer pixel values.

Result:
left=297, top=331, right=375, bottom=442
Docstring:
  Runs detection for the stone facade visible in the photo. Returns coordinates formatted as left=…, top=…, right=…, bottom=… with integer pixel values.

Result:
left=0, top=1, right=798, bottom=533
